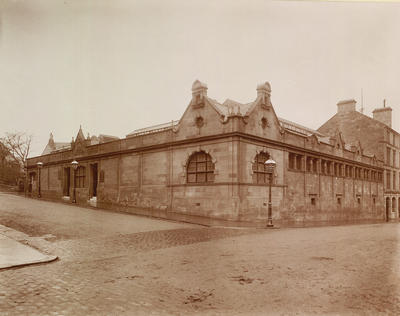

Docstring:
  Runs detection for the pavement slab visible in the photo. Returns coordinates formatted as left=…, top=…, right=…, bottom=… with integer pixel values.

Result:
left=0, top=233, right=57, bottom=270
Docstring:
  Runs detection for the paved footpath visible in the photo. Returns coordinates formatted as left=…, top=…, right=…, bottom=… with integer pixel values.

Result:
left=0, top=232, right=56, bottom=269
left=1, top=193, right=400, bottom=315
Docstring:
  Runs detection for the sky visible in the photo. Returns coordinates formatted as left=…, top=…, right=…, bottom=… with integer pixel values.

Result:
left=1, top=0, right=400, bottom=157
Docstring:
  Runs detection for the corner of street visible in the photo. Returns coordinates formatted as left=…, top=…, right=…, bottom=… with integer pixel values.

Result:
left=1, top=192, right=400, bottom=315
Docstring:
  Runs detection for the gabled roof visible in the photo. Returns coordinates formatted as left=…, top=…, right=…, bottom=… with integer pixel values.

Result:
left=318, top=110, right=388, bottom=158
left=206, top=98, right=257, bottom=118
left=41, top=142, right=70, bottom=155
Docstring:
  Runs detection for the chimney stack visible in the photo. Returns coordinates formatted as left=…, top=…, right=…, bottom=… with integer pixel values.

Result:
left=373, top=100, right=392, bottom=127
left=337, top=99, right=356, bottom=113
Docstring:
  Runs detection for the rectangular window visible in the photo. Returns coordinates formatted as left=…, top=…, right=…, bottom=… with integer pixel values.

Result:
left=288, top=153, right=295, bottom=169
left=387, top=147, right=391, bottom=165
left=75, top=166, right=85, bottom=188
left=326, top=161, right=331, bottom=175
left=394, top=151, right=397, bottom=168
left=312, top=159, right=318, bottom=173
left=394, top=172, right=397, bottom=191
left=321, top=160, right=326, bottom=174
left=296, top=155, right=303, bottom=170
left=306, top=157, right=312, bottom=172
left=387, top=170, right=391, bottom=190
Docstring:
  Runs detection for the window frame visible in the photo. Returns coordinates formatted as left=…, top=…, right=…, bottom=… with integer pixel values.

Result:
left=253, top=152, right=273, bottom=184
left=187, top=151, right=215, bottom=184
left=75, top=166, right=86, bottom=188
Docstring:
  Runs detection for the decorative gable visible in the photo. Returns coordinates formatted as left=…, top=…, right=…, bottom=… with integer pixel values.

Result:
left=306, top=134, right=320, bottom=149
left=242, top=81, right=284, bottom=141
left=71, top=126, right=88, bottom=157
left=332, top=129, right=345, bottom=150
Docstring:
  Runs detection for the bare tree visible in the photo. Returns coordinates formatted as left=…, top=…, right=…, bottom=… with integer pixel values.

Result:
left=1, top=132, right=32, bottom=168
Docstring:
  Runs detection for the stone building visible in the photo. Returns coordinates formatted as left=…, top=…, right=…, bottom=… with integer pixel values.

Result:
left=319, top=99, right=400, bottom=221
left=26, top=80, right=386, bottom=227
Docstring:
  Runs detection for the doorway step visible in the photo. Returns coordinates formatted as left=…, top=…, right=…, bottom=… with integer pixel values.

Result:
left=89, top=196, right=97, bottom=207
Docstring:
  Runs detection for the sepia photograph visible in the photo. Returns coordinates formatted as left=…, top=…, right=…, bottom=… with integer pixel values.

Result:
left=1, top=0, right=400, bottom=314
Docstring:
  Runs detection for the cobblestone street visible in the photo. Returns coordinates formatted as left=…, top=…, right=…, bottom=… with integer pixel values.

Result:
left=1, top=193, right=400, bottom=315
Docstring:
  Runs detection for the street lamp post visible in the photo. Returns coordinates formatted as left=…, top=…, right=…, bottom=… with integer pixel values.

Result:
left=71, top=160, right=79, bottom=203
left=24, top=161, right=27, bottom=197
left=36, top=162, right=43, bottom=198
left=265, top=158, right=276, bottom=228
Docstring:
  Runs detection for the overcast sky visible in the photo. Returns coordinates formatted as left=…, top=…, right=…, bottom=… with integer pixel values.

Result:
left=1, top=0, right=400, bottom=157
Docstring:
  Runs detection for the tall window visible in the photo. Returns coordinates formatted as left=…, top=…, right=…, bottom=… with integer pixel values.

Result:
left=289, top=153, right=295, bottom=169
left=387, top=170, right=391, bottom=190
left=253, top=152, right=272, bottom=184
left=75, top=166, right=86, bottom=188
left=187, top=151, right=215, bottom=183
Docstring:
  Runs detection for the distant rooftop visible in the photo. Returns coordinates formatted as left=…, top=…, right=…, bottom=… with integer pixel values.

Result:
left=127, top=120, right=179, bottom=137
left=278, top=117, right=324, bottom=137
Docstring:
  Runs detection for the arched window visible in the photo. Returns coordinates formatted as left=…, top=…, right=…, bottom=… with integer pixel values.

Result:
left=253, top=152, right=272, bottom=184
left=75, top=166, right=86, bottom=188
left=187, top=151, right=215, bottom=183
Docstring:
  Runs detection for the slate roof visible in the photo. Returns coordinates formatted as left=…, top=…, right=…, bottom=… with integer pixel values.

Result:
left=41, top=142, right=70, bottom=155
left=317, top=110, right=389, bottom=158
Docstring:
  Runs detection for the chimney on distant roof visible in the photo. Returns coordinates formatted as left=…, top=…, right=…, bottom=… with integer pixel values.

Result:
left=373, top=99, right=392, bottom=127
left=337, top=99, right=356, bottom=113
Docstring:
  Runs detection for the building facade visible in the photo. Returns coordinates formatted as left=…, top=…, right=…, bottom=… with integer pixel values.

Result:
left=26, top=81, right=386, bottom=227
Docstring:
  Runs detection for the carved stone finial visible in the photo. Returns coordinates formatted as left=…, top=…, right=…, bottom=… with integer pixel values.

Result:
left=48, top=132, right=55, bottom=148
left=257, top=82, right=272, bottom=107
left=192, top=80, right=208, bottom=95
left=191, top=80, right=208, bottom=107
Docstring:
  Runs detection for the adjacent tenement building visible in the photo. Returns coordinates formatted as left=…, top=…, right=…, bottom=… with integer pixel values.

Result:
left=26, top=80, right=386, bottom=227
left=319, top=99, right=400, bottom=221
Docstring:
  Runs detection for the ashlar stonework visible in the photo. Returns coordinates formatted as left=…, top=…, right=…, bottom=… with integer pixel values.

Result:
left=26, top=80, right=387, bottom=227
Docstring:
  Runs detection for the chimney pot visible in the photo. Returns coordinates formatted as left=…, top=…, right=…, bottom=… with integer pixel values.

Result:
left=373, top=105, right=392, bottom=128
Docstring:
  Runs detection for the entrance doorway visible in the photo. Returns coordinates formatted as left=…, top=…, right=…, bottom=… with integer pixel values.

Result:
left=398, top=197, right=400, bottom=220
left=90, top=163, right=98, bottom=198
left=64, top=167, right=70, bottom=196
left=386, top=197, right=390, bottom=222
